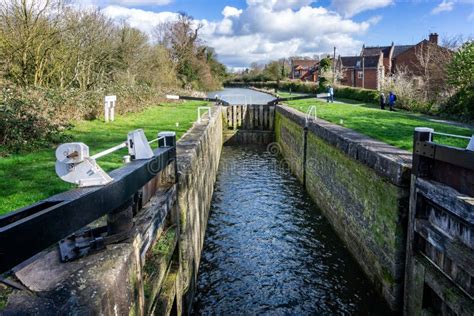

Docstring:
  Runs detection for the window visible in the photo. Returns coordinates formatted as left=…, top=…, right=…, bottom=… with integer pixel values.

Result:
left=358, top=71, right=363, bottom=79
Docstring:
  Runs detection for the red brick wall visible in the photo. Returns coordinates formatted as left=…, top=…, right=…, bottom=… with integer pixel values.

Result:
left=393, top=46, right=419, bottom=75
left=341, top=68, right=378, bottom=90
left=356, top=69, right=377, bottom=90
left=341, top=69, right=355, bottom=86
left=393, top=43, right=449, bottom=76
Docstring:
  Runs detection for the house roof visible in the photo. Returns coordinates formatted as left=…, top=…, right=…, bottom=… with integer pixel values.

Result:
left=340, top=56, right=360, bottom=68
left=291, top=59, right=318, bottom=68
left=340, top=55, right=380, bottom=68
left=363, top=46, right=392, bottom=58
left=393, top=45, right=414, bottom=57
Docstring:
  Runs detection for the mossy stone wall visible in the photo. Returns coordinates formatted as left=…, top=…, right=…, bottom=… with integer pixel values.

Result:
left=275, top=105, right=412, bottom=311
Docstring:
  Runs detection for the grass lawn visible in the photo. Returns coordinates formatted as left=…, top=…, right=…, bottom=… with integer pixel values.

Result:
left=0, top=101, right=209, bottom=215
left=286, top=98, right=473, bottom=151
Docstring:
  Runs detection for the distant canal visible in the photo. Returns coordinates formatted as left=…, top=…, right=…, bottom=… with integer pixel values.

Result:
left=208, top=87, right=275, bottom=105
left=192, top=146, right=390, bottom=315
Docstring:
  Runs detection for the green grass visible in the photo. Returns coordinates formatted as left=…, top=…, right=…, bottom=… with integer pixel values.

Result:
left=1, top=96, right=472, bottom=215
left=286, top=98, right=473, bottom=151
left=0, top=101, right=209, bottom=215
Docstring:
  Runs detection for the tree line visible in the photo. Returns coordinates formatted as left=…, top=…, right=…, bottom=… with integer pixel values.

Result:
left=0, top=0, right=226, bottom=91
left=0, top=0, right=227, bottom=154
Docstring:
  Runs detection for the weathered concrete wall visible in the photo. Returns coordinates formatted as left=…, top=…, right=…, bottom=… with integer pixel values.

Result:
left=275, top=105, right=412, bottom=311
left=1, top=107, right=223, bottom=315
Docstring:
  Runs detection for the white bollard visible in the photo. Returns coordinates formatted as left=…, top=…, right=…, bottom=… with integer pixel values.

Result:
left=104, top=95, right=117, bottom=122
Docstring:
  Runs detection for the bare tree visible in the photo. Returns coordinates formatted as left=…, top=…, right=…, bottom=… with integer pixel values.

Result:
left=0, top=0, right=63, bottom=86
left=414, top=40, right=453, bottom=101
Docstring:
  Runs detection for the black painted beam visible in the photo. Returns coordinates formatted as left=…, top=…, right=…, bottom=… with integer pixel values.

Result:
left=0, top=147, right=175, bottom=274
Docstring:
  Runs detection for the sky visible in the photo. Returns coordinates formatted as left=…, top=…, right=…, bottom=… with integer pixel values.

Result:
left=73, top=0, right=474, bottom=69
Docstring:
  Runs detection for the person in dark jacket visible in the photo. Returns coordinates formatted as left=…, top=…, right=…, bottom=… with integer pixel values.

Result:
left=388, top=91, right=397, bottom=111
left=379, top=92, right=386, bottom=110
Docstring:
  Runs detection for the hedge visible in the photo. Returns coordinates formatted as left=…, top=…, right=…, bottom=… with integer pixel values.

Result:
left=333, top=86, right=379, bottom=104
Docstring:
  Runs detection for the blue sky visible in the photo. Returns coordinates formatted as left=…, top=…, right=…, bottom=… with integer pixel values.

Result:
left=81, top=0, right=474, bottom=68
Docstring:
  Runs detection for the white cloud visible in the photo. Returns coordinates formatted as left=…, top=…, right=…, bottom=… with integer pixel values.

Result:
left=331, top=0, right=393, bottom=17
left=431, top=0, right=455, bottom=14
left=246, top=0, right=315, bottom=10
left=102, top=5, right=178, bottom=34
left=469, top=12, right=474, bottom=21
left=222, top=6, right=243, bottom=18
left=99, top=1, right=379, bottom=67
left=367, top=15, right=383, bottom=25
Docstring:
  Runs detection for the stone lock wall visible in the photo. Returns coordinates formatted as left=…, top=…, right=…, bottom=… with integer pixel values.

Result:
left=1, top=107, right=223, bottom=315
left=176, top=107, right=223, bottom=314
left=274, top=105, right=412, bottom=311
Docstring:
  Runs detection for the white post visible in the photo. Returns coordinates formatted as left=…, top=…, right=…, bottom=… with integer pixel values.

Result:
left=104, top=95, right=117, bottom=122
left=104, top=102, right=109, bottom=123
left=110, top=101, right=115, bottom=122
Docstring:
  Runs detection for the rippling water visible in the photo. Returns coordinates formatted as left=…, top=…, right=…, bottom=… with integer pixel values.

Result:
left=192, top=146, right=390, bottom=315
left=207, top=87, right=275, bottom=105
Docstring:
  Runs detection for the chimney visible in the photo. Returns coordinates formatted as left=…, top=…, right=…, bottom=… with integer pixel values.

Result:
left=429, top=33, right=439, bottom=45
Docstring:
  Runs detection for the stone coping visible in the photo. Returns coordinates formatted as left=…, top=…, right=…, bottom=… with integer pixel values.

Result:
left=277, top=105, right=412, bottom=187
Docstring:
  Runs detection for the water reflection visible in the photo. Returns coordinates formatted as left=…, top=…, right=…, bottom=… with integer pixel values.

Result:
left=193, top=146, right=390, bottom=315
left=208, top=87, right=275, bottom=105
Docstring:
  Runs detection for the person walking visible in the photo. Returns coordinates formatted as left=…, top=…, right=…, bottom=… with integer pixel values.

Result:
left=388, top=91, right=397, bottom=111
left=327, top=85, right=334, bottom=103
left=379, top=92, right=386, bottom=110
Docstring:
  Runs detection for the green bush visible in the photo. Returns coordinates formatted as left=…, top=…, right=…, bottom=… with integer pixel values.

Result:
left=441, top=91, right=474, bottom=121
left=333, top=86, right=379, bottom=103
left=0, top=88, right=71, bottom=154
left=445, top=41, right=474, bottom=120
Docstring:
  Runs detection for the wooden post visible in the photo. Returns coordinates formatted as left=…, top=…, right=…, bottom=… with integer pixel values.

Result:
left=249, top=105, right=254, bottom=130
left=233, top=105, right=237, bottom=130
left=268, top=105, right=274, bottom=131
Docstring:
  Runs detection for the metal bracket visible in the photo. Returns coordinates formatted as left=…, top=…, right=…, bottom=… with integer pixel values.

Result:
left=59, top=226, right=107, bottom=262
left=58, top=222, right=134, bottom=262
left=415, top=141, right=435, bottom=158
left=55, top=130, right=155, bottom=187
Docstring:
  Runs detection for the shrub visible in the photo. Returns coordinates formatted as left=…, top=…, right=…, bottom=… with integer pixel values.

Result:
left=444, top=41, right=474, bottom=119
left=0, top=84, right=190, bottom=155
left=0, top=87, right=71, bottom=154
left=333, top=86, right=379, bottom=103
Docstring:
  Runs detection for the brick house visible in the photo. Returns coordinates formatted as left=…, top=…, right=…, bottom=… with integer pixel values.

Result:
left=393, top=33, right=451, bottom=76
left=363, top=43, right=394, bottom=76
left=337, top=33, right=448, bottom=91
left=338, top=52, right=384, bottom=90
left=290, top=59, right=319, bottom=82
